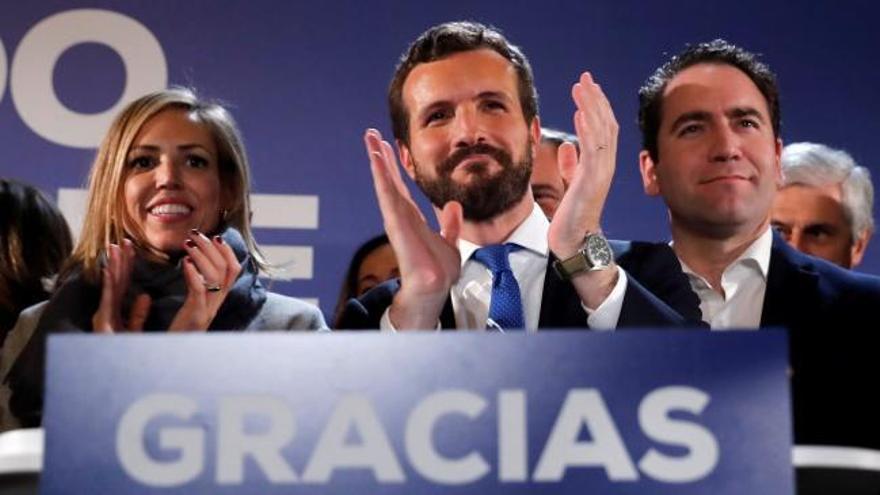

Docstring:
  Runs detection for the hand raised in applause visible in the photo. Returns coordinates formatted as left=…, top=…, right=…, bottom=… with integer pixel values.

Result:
left=547, top=72, right=620, bottom=307
left=91, top=232, right=242, bottom=333
left=92, top=239, right=151, bottom=333
left=170, top=230, right=242, bottom=331
left=364, top=128, right=462, bottom=329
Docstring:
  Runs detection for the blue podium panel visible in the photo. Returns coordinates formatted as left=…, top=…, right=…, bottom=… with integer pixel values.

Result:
left=41, top=331, right=793, bottom=494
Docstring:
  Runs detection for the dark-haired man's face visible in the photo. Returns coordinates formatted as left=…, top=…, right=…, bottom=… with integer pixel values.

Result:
left=398, top=49, right=539, bottom=221
left=639, top=63, right=782, bottom=239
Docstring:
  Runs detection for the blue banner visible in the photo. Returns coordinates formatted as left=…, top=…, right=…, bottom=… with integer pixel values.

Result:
left=41, top=331, right=793, bottom=494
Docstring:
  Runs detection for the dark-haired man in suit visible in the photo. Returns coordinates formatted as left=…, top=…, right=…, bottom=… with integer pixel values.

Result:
left=637, top=39, right=880, bottom=448
left=338, top=21, right=700, bottom=332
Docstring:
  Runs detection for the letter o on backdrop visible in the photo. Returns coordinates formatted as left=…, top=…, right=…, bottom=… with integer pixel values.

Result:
left=0, top=38, right=6, bottom=105
left=10, top=9, right=167, bottom=148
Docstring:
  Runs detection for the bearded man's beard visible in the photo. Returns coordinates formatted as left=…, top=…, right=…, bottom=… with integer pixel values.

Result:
left=414, top=142, right=532, bottom=222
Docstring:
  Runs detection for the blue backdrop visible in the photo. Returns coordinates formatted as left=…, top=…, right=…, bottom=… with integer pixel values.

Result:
left=1, top=1, right=877, bottom=317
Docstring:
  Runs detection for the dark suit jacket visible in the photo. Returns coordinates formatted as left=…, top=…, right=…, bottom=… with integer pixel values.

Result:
left=337, top=240, right=702, bottom=329
left=761, top=234, right=880, bottom=449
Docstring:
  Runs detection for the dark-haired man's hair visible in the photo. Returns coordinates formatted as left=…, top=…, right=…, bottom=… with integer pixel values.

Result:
left=638, top=39, right=781, bottom=162
left=388, top=21, right=538, bottom=145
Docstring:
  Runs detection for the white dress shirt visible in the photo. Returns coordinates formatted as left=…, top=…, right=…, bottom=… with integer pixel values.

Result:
left=382, top=203, right=627, bottom=331
left=677, top=227, right=773, bottom=330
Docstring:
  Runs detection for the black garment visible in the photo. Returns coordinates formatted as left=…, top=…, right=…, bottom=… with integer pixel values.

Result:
left=6, top=228, right=267, bottom=427
left=761, top=233, right=880, bottom=449
left=337, top=240, right=702, bottom=329
left=610, top=240, right=703, bottom=323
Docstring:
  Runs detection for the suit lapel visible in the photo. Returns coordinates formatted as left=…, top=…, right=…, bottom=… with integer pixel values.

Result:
left=439, top=297, right=456, bottom=330
left=761, top=235, right=820, bottom=328
left=537, top=254, right=590, bottom=330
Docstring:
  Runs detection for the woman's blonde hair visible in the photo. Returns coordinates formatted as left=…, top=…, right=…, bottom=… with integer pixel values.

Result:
left=67, top=87, right=267, bottom=283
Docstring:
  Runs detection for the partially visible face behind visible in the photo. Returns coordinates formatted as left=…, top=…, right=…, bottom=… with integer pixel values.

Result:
left=531, top=141, right=566, bottom=218
left=772, top=183, right=866, bottom=268
left=124, top=109, right=224, bottom=254
left=399, top=48, right=538, bottom=221
left=640, top=63, right=782, bottom=240
left=356, top=243, right=400, bottom=297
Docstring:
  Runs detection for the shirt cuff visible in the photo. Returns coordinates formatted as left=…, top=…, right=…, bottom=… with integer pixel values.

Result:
left=379, top=307, right=442, bottom=332
left=379, top=308, right=398, bottom=333
left=581, top=266, right=627, bottom=330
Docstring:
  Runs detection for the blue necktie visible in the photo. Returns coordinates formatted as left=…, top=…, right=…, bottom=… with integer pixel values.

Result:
left=472, top=244, right=525, bottom=331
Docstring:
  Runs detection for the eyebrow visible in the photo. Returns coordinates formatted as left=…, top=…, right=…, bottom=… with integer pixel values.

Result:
left=128, top=144, right=213, bottom=154
left=668, top=111, right=711, bottom=133
left=726, top=106, right=766, bottom=123
left=416, top=91, right=513, bottom=122
left=803, top=222, right=837, bottom=232
left=477, top=90, right=511, bottom=102
left=416, top=100, right=452, bottom=123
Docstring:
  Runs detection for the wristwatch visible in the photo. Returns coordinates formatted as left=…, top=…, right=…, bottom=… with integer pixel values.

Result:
left=553, top=232, right=614, bottom=280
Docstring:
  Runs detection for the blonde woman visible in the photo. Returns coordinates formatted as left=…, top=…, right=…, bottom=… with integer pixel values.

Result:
left=1, top=88, right=326, bottom=429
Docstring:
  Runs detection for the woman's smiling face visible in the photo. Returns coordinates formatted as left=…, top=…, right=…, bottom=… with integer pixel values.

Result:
left=124, top=109, right=224, bottom=254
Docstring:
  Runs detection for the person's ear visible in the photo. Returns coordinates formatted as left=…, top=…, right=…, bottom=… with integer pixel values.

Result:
left=773, top=138, right=784, bottom=187
left=639, top=150, right=661, bottom=196
left=529, top=116, right=541, bottom=162
left=849, top=228, right=872, bottom=268
left=397, top=140, right=416, bottom=180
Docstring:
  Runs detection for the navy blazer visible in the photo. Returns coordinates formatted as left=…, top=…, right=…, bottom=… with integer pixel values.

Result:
left=337, top=240, right=702, bottom=330
left=762, top=234, right=880, bottom=449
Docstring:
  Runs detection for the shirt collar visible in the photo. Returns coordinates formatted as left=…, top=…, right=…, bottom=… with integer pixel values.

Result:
left=740, top=226, right=773, bottom=279
left=458, top=202, right=550, bottom=266
left=678, top=226, right=774, bottom=284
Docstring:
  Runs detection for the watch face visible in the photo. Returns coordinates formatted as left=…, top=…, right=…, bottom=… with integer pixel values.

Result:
left=586, top=235, right=613, bottom=266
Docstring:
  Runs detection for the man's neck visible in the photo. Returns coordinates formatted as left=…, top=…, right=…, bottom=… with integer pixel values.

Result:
left=672, top=216, right=770, bottom=290
left=453, top=193, right=535, bottom=246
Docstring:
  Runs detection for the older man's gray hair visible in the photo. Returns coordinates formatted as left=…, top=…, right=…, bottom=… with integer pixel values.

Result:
left=781, top=142, right=875, bottom=238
